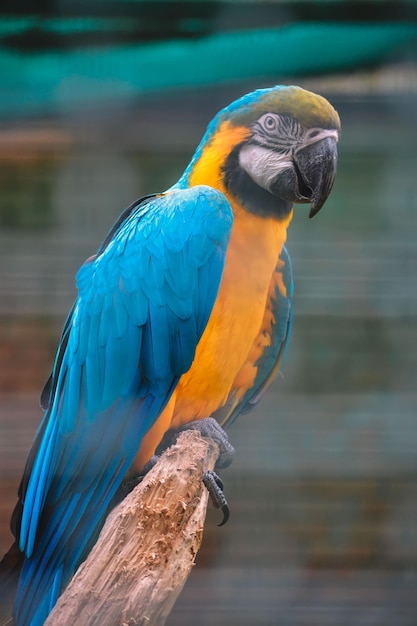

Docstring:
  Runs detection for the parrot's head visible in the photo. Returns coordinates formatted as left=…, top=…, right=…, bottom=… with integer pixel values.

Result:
left=186, top=85, right=340, bottom=219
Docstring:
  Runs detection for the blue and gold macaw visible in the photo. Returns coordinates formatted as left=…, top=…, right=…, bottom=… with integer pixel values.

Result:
left=1, top=85, right=340, bottom=625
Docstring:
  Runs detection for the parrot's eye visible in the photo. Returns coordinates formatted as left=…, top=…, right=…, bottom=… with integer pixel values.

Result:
left=262, top=115, right=278, bottom=133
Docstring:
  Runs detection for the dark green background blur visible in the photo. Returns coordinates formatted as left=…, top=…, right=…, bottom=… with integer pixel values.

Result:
left=0, top=1, right=417, bottom=624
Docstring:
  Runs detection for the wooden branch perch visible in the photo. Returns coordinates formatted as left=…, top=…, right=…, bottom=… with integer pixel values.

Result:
left=45, top=430, right=220, bottom=626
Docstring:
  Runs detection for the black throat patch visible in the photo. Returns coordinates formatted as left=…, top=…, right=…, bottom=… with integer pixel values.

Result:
left=222, top=144, right=292, bottom=219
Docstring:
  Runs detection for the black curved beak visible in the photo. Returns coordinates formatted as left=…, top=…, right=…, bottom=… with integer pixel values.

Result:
left=294, top=136, right=338, bottom=218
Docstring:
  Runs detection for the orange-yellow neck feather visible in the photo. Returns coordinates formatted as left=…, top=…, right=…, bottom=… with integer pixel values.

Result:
left=188, top=120, right=249, bottom=202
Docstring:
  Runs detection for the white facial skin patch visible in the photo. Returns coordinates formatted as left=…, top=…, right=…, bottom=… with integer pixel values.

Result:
left=239, top=144, right=292, bottom=193
left=239, top=127, right=339, bottom=194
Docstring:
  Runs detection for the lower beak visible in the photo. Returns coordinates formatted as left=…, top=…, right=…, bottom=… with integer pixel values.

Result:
left=294, top=136, right=338, bottom=218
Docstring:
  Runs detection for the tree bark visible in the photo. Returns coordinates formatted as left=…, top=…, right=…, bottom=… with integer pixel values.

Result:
left=45, top=430, right=219, bottom=626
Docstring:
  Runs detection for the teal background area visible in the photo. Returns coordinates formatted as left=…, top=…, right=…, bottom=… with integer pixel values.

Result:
left=0, top=21, right=415, bottom=116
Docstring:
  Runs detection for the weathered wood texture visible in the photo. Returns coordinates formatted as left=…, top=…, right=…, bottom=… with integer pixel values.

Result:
left=45, top=430, right=219, bottom=626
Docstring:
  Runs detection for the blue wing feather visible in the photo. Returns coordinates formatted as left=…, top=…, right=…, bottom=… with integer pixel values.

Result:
left=14, top=185, right=233, bottom=626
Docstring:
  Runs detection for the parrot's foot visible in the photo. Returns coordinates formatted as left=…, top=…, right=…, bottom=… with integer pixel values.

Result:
left=170, top=417, right=233, bottom=525
left=174, top=417, right=235, bottom=469
left=203, top=470, right=230, bottom=526
left=120, top=419, right=234, bottom=523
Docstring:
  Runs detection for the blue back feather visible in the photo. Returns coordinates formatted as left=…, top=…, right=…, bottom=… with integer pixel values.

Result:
left=14, top=185, right=233, bottom=626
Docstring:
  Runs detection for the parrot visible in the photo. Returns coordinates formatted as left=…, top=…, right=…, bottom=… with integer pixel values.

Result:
left=0, top=84, right=340, bottom=625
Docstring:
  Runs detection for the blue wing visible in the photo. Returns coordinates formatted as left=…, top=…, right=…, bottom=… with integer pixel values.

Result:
left=14, top=185, right=233, bottom=626
left=213, top=245, right=293, bottom=427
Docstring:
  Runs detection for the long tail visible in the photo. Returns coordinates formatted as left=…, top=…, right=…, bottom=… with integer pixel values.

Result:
left=0, top=542, right=23, bottom=625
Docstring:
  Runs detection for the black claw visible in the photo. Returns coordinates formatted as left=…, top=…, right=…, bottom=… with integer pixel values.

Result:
left=203, top=470, right=230, bottom=526
left=218, top=503, right=230, bottom=527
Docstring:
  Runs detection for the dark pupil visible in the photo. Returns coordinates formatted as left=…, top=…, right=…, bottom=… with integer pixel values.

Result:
left=265, top=117, right=275, bottom=129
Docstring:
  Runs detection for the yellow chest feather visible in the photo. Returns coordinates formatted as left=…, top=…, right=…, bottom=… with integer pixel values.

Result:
left=171, top=207, right=291, bottom=426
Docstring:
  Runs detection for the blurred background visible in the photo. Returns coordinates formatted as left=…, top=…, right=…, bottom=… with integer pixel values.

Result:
left=0, top=1, right=417, bottom=624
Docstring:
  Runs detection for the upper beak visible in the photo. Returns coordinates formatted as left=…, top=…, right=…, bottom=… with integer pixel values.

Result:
left=294, top=136, right=338, bottom=218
